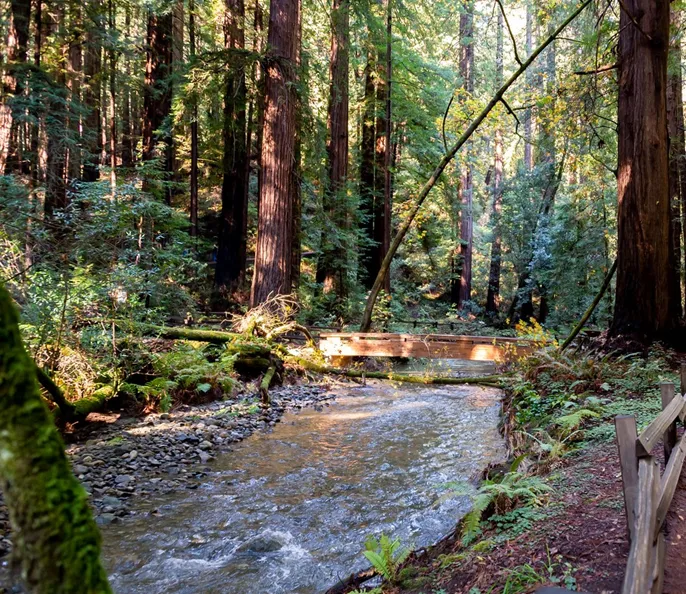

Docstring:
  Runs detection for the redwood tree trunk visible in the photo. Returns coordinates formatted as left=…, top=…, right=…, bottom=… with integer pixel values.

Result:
left=317, top=0, right=350, bottom=295
left=486, top=10, right=504, bottom=315
left=611, top=0, right=678, bottom=339
left=142, top=8, right=173, bottom=199
left=667, top=12, right=684, bottom=316
left=250, top=0, right=301, bottom=306
left=82, top=3, right=102, bottom=182
left=215, top=0, right=248, bottom=292
left=454, top=0, right=474, bottom=307
left=189, top=0, right=198, bottom=237
left=0, top=0, right=31, bottom=174
left=358, top=56, right=377, bottom=288
left=372, top=0, right=392, bottom=294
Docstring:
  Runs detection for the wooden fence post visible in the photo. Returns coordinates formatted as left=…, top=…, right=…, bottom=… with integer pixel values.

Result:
left=681, top=363, right=686, bottom=397
left=660, top=382, right=677, bottom=461
left=615, top=414, right=639, bottom=541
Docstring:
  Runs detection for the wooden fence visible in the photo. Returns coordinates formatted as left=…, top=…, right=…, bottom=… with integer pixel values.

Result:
left=614, top=366, right=686, bottom=594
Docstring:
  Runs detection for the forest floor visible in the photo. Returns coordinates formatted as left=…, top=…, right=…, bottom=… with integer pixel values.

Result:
left=0, top=381, right=337, bottom=561
left=383, top=349, right=686, bottom=594
left=392, top=446, right=630, bottom=594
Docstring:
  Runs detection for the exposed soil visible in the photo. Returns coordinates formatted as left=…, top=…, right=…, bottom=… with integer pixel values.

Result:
left=391, top=446, right=631, bottom=594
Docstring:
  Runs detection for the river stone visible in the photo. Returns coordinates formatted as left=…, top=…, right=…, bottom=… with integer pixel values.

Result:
left=199, top=440, right=212, bottom=450
left=115, top=474, right=133, bottom=485
left=238, top=537, right=283, bottom=554
left=74, top=464, right=88, bottom=475
left=199, top=451, right=212, bottom=464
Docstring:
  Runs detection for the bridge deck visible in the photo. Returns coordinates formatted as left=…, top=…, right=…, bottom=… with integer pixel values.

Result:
left=319, top=333, right=534, bottom=362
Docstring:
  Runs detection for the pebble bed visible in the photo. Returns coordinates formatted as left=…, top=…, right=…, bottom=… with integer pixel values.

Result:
left=0, top=384, right=334, bottom=559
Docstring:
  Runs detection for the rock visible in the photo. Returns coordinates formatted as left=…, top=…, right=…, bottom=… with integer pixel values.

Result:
left=96, top=513, right=118, bottom=526
left=73, top=464, right=88, bottom=475
left=129, top=450, right=138, bottom=461
left=114, top=475, right=134, bottom=485
left=238, top=536, right=283, bottom=554
left=199, top=440, right=212, bottom=450
left=199, top=451, right=212, bottom=464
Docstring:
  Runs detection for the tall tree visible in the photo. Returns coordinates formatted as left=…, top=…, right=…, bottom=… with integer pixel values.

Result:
left=486, top=10, right=504, bottom=315
left=611, top=0, right=678, bottom=339
left=372, top=0, right=392, bottom=294
left=453, top=0, right=474, bottom=307
left=0, top=0, right=31, bottom=174
left=214, top=0, right=249, bottom=292
left=142, top=6, right=173, bottom=200
left=188, top=0, right=198, bottom=237
left=316, top=0, right=350, bottom=295
left=667, top=10, right=684, bottom=316
left=358, top=55, right=377, bottom=288
left=82, top=2, right=102, bottom=182
left=523, top=0, right=534, bottom=170
left=250, top=0, right=301, bottom=306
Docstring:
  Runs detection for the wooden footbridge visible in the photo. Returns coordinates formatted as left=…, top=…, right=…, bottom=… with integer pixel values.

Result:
left=319, top=332, right=534, bottom=362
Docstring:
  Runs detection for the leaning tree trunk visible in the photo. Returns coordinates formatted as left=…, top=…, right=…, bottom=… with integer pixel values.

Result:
left=250, top=0, right=301, bottom=306
left=610, top=0, right=679, bottom=340
left=0, top=285, right=112, bottom=593
left=215, top=0, right=248, bottom=292
left=486, top=10, right=504, bottom=315
left=358, top=0, right=592, bottom=332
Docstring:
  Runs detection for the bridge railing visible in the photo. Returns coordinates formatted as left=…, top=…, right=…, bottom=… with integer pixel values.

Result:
left=614, top=366, right=686, bottom=594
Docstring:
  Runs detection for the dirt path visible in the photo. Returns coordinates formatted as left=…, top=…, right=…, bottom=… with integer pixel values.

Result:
left=662, top=459, right=686, bottom=593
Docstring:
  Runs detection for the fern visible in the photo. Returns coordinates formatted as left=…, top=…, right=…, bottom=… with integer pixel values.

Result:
left=554, top=408, right=599, bottom=434
left=363, top=534, right=411, bottom=584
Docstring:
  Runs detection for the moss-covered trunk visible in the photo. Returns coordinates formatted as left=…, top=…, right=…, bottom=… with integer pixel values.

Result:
left=0, top=285, right=112, bottom=593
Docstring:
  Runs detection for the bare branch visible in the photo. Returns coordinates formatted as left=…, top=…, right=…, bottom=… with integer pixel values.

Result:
left=574, top=62, right=618, bottom=75
left=442, top=93, right=455, bottom=154
left=500, top=98, right=521, bottom=133
left=495, top=0, right=522, bottom=65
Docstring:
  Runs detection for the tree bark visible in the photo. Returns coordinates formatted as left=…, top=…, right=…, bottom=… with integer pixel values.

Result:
left=358, top=56, right=377, bottom=288
left=610, top=0, right=679, bottom=340
left=523, top=0, right=534, bottom=170
left=215, top=0, right=248, bottom=292
left=189, top=0, right=198, bottom=237
left=486, top=10, right=504, bottom=315
left=142, top=7, right=173, bottom=199
left=0, top=285, right=112, bottom=594
left=316, top=0, right=350, bottom=296
left=82, top=2, right=102, bottom=182
left=667, top=12, right=684, bottom=316
left=0, top=0, right=31, bottom=175
left=250, top=0, right=301, bottom=306
left=453, top=0, right=474, bottom=307
left=372, top=0, right=392, bottom=294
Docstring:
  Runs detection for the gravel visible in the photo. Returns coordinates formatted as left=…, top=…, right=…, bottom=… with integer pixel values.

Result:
left=0, top=384, right=335, bottom=559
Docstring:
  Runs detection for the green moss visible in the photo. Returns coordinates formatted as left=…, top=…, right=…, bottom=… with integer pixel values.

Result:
left=0, top=285, right=112, bottom=593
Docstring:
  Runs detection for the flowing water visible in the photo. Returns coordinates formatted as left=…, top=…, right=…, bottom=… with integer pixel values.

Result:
left=102, top=371, right=505, bottom=594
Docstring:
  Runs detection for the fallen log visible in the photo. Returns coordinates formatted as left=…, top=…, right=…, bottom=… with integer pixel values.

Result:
left=72, top=384, right=117, bottom=418
left=290, top=357, right=503, bottom=387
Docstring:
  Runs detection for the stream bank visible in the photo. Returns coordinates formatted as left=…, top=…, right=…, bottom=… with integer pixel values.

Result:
left=0, top=383, right=334, bottom=563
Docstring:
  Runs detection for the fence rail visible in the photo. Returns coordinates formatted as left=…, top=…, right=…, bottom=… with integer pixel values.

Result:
left=614, top=365, right=686, bottom=594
